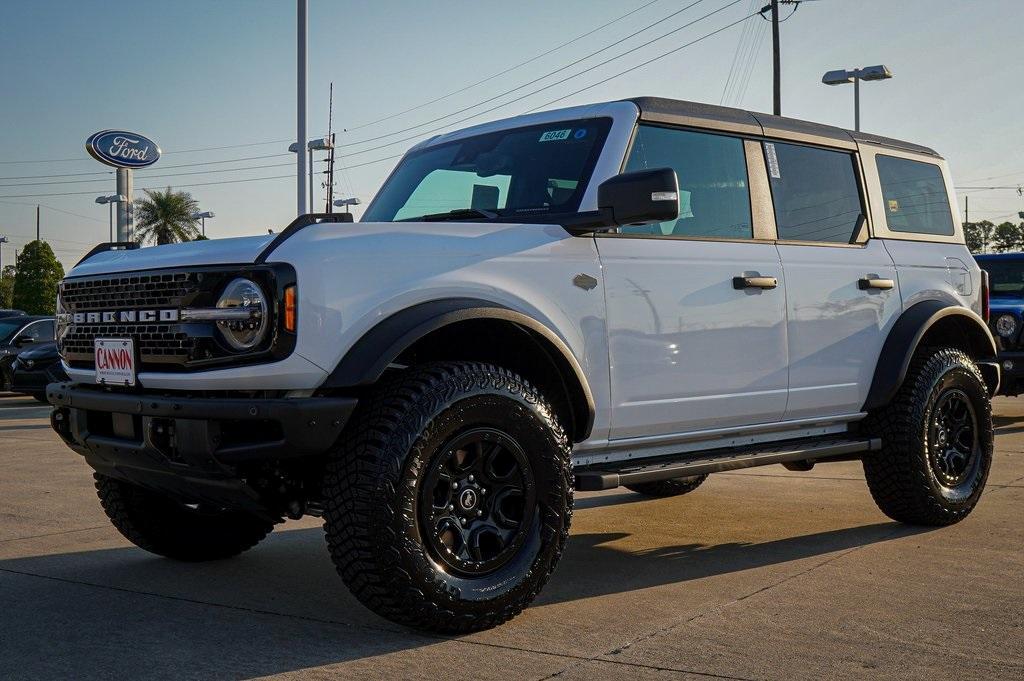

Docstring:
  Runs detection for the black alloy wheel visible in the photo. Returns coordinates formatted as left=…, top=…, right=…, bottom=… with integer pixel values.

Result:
left=419, top=428, right=537, bottom=576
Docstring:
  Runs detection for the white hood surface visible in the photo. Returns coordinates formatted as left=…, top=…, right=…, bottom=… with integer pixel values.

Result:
left=67, top=233, right=277, bottom=277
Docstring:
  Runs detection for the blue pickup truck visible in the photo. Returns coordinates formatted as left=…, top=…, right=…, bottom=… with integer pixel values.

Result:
left=975, top=253, right=1024, bottom=395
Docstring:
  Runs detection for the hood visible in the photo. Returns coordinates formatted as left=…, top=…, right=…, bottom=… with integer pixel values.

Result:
left=67, top=234, right=276, bottom=278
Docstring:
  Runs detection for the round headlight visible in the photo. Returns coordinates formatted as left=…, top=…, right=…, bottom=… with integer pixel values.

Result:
left=996, top=314, right=1017, bottom=338
left=216, top=278, right=268, bottom=350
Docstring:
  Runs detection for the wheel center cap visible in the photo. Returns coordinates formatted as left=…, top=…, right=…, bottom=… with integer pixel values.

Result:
left=459, top=488, right=478, bottom=511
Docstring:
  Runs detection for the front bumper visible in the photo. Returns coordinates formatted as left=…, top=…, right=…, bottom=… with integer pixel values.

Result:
left=47, top=382, right=357, bottom=516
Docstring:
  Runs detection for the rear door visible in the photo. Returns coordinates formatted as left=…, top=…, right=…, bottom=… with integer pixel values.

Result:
left=598, top=125, right=788, bottom=439
left=764, top=141, right=901, bottom=419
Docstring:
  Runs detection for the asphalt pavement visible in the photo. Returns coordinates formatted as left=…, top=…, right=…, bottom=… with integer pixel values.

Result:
left=1, top=392, right=1021, bottom=680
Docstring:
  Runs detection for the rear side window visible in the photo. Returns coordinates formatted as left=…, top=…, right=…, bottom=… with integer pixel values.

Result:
left=765, top=142, right=864, bottom=243
left=622, top=125, right=752, bottom=239
left=876, top=155, right=954, bottom=236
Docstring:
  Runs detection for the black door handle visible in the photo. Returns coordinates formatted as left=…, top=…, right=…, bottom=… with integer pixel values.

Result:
left=733, top=275, right=778, bottom=290
left=858, top=277, right=895, bottom=290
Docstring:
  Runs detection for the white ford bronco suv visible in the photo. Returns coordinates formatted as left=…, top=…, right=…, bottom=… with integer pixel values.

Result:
left=49, top=97, right=999, bottom=633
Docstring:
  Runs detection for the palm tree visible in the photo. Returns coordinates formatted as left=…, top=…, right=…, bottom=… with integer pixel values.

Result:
left=133, top=187, right=202, bottom=245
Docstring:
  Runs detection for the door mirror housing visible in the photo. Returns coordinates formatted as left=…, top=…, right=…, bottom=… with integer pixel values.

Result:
left=598, top=168, right=680, bottom=227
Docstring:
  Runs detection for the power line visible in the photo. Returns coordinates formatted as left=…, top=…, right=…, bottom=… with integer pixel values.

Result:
left=0, top=173, right=297, bottom=200
left=527, top=10, right=757, bottom=112
left=720, top=0, right=759, bottom=105
left=332, top=0, right=746, bottom=160
left=341, top=0, right=665, bottom=133
left=0, top=161, right=296, bottom=188
left=334, top=0, right=717, bottom=150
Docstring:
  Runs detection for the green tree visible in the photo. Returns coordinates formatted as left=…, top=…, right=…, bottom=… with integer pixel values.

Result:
left=0, top=265, right=16, bottom=309
left=12, top=241, right=64, bottom=315
left=992, top=221, right=1024, bottom=252
left=963, top=220, right=995, bottom=254
left=134, top=187, right=201, bottom=245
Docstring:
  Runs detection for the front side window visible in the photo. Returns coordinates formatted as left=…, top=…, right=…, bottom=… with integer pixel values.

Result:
left=765, top=142, right=864, bottom=243
left=363, top=118, right=612, bottom=222
left=23, top=320, right=54, bottom=340
left=621, top=125, right=752, bottom=239
left=876, top=155, right=954, bottom=236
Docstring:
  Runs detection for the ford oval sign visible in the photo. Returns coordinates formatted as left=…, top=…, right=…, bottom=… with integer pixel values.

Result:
left=85, top=130, right=161, bottom=168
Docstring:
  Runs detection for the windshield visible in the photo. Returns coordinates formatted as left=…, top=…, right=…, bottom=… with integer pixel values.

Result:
left=0, top=320, right=25, bottom=344
left=362, top=118, right=612, bottom=222
left=980, top=259, right=1024, bottom=297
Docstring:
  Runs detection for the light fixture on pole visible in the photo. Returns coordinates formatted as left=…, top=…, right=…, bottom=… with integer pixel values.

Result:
left=822, top=65, right=893, bottom=132
left=192, top=211, right=215, bottom=237
left=290, top=136, right=333, bottom=212
left=0, top=235, right=8, bottom=273
left=333, top=197, right=361, bottom=214
left=95, top=194, right=128, bottom=242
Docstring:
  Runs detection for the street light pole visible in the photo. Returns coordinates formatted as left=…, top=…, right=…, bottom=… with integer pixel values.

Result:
left=854, top=76, right=860, bottom=132
left=0, top=235, right=8, bottom=273
left=822, top=65, right=893, bottom=132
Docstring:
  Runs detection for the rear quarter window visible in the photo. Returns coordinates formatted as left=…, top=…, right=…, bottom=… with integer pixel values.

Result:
left=876, top=155, right=954, bottom=236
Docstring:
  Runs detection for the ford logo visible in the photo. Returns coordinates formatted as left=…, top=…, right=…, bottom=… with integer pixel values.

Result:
left=85, top=129, right=161, bottom=168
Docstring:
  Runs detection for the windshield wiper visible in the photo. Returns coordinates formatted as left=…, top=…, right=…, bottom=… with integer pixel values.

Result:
left=417, top=208, right=498, bottom=222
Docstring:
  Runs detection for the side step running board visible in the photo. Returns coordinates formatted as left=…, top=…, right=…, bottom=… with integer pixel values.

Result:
left=574, top=436, right=881, bottom=492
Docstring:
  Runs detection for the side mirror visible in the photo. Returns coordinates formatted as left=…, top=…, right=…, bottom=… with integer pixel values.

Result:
left=597, top=168, right=680, bottom=227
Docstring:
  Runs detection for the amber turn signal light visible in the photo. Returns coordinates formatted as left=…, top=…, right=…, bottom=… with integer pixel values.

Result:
left=284, top=286, right=297, bottom=332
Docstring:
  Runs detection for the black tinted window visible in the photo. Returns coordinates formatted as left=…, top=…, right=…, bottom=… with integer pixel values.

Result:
left=622, top=125, right=752, bottom=239
left=766, top=142, right=863, bottom=243
left=876, top=155, right=954, bottom=236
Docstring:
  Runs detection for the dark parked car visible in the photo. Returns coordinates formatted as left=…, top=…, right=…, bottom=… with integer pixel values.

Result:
left=9, top=341, right=67, bottom=402
left=0, top=309, right=26, bottom=319
left=0, top=316, right=55, bottom=390
left=975, top=253, right=1024, bottom=395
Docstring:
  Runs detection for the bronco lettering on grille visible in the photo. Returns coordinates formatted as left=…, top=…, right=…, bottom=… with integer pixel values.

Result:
left=70, top=310, right=179, bottom=324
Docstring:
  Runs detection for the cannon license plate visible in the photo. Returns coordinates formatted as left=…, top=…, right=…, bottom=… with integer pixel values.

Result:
left=94, top=338, right=136, bottom=387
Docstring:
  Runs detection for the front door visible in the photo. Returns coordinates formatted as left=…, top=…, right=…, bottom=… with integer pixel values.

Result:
left=598, top=124, right=788, bottom=440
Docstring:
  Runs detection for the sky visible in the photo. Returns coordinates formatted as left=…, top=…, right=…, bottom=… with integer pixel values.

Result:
left=1, top=0, right=1022, bottom=270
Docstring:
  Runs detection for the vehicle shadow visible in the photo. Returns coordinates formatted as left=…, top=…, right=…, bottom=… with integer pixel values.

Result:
left=0, top=517, right=924, bottom=679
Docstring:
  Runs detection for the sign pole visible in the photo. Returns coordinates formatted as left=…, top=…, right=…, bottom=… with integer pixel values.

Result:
left=116, top=169, right=133, bottom=242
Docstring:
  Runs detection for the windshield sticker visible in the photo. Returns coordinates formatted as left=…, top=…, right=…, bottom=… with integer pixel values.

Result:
left=539, top=129, right=572, bottom=142
left=888, top=199, right=900, bottom=213
left=764, top=143, right=781, bottom=178
left=573, top=129, right=587, bottom=139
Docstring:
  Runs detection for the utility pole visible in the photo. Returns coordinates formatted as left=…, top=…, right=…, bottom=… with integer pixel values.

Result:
left=326, top=82, right=336, bottom=213
left=770, top=0, right=780, bottom=116
left=763, top=0, right=806, bottom=117
left=296, top=0, right=309, bottom=216
left=36, top=205, right=40, bottom=242
left=964, top=195, right=969, bottom=224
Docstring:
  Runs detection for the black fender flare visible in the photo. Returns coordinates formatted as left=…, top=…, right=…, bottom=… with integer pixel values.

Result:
left=322, top=298, right=596, bottom=440
left=862, top=300, right=997, bottom=411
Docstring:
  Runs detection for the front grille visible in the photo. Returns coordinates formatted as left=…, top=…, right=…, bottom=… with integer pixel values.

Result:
left=60, top=272, right=199, bottom=312
left=59, top=269, right=215, bottom=371
left=58, top=264, right=296, bottom=373
left=62, top=323, right=196, bottom=364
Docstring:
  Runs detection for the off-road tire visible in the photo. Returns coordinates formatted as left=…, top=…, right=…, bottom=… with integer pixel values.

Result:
left=322, top=361, right=573, bottom=634
left=625, top=475, right=708, bottom=498
left=862, top=347, right=992, bottom=526
left=95, top=474, right=274, bottom=561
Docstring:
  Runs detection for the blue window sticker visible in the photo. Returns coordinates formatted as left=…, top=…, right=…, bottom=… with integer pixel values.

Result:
left=539, top=129, right=572, bottom=142
left=573, top=128, right=587, bottom=139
